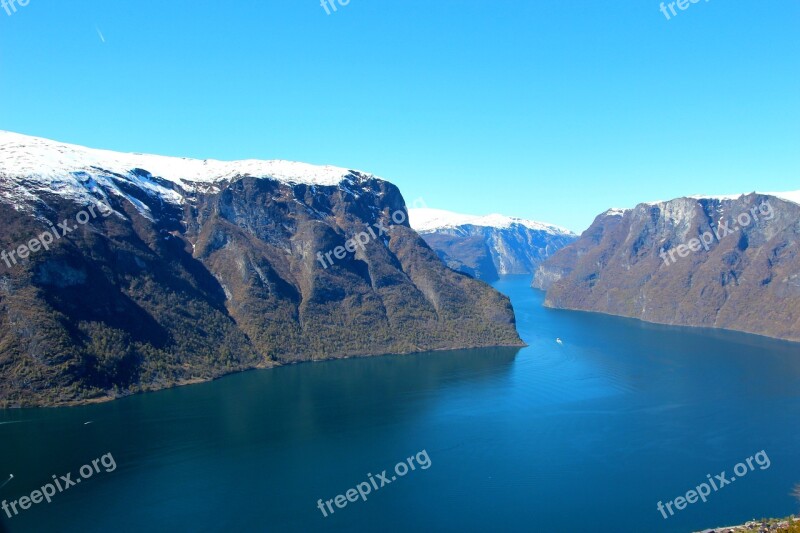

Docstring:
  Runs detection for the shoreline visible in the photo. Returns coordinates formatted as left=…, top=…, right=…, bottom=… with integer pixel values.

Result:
left=696, top=516, right=800, bottom=532
left=538, top=295, right=800, bottom=346
left=0, top=340, right=526, bottom=410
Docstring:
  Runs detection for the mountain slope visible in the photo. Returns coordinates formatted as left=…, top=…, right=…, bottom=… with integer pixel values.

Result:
left=534, top=193, right=800, bottom=342
left=0, top=132, right=523, bottom=407
left=410, top=208, right=576, bottom=281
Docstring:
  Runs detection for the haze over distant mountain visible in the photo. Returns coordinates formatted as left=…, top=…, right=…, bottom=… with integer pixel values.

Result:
left=0, top=132, right=523, bottom=407
left=410, top=207, right=576, bottom=282
left=534, top=192, right=800, bottom=342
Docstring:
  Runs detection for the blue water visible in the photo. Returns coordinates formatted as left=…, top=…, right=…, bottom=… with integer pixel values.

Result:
left=1, top=275, right=799, bottom=532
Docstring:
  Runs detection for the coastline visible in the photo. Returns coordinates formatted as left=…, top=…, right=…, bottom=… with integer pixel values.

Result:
left=0, top=340, right=526, bottom=409
left=538, top=294, right=800, bottom=345
left=696, top=516, right=800, bottom=532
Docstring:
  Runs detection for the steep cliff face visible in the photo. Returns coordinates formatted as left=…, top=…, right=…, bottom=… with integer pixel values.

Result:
left=410, top=208, right=576, bottom=282
left=532, top=208, right=629, bottom=291
left=0, top=132, right=522, bottom=407
left=535, top=194, right=800, bottom=342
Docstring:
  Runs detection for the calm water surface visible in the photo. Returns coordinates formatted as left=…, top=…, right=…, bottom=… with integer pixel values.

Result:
left=1, top=275, right=799, bottom=532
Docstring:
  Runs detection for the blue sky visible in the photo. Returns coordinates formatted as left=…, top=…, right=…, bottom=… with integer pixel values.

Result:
left=1, top=0, right=798, bottom=232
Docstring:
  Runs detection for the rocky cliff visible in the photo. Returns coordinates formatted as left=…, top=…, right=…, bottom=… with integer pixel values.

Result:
left=535, top=193, right=800, bottom=342
left=0, top=132, right=522, bottom=407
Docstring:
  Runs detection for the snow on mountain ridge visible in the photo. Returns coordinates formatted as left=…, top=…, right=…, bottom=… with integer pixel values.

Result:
left=604, top=191, right=800, bottom=217
left=689, top=191, right=800, bottom=205
left=770, top=191, right=800, bottom=205
left=0, top=131, right=383, bottom=219
left=409, top=207, right=574, bottom=235
left=0, top=131, right=376, bottom=187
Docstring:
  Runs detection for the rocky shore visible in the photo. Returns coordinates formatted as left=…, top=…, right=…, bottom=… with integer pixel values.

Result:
left=696, top=516, right=800, bottom=533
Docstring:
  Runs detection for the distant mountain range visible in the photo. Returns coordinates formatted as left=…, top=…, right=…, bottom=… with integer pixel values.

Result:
left=410, top=208, right=577, bottom=282
left=0, top=132, right=522, bottom=407
left=534, top=192, right=800, bottom=342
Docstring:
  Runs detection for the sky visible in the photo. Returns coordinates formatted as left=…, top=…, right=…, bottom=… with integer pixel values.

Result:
left=1, top=0, right=798, bottom=232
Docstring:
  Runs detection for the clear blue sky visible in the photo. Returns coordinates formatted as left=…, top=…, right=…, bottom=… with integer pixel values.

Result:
left=1, top=0, right=798, bottom=232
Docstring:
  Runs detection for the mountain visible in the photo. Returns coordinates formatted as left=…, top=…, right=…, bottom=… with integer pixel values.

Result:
left=409, top=208, right=577, bottom=282
left=0, top=132, right=523, bottom=407
left=534, top=192, right=800, bottom=342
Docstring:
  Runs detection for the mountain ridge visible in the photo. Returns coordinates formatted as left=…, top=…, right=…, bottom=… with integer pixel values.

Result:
left=410, top=207, right=574, bottom=235
left=534, top=192, right=800, bottom=342
left=0, top=132, right=523, bottom=407
left=410, top=207, right=577, bottom=282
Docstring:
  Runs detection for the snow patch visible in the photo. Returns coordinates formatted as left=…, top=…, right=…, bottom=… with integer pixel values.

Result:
left=0, top=131, right=375, bottom=188
left=0, top=130, right=383, bottom=219
left=689, top=190, right=800, bottom=205
left=409, top=207, right=574, bottom=235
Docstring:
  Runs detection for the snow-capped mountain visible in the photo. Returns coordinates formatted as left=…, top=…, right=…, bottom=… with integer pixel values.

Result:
left=0, top=130, right=378, bottom=217
left=689, top=191, right=800, bottom=205
left=534, top=191, right=800, bottom=342
left=410, top=207, right=573, bottom=235
left=0, top=132, right=522, bottom=407
left=410, top=207, right=577, bottom=282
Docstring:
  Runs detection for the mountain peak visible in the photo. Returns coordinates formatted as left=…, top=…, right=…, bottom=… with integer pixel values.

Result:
left=409, top=207, right=574, bottom=235
left=688, top=190, right=800, bottom=205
